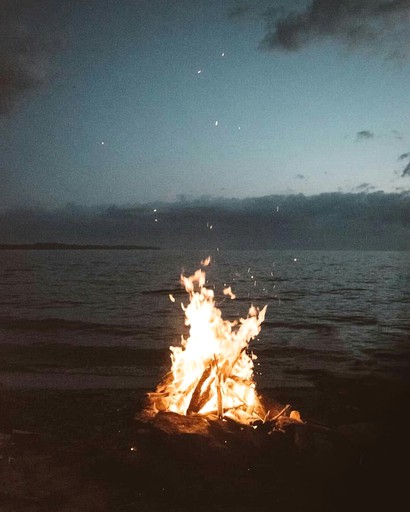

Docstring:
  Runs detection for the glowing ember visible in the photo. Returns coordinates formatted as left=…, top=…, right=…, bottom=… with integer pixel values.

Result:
left=150, top=258, right=267, bottom=425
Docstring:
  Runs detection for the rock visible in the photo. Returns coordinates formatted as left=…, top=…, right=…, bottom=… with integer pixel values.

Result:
left=153, top=411, right=211, bottom=436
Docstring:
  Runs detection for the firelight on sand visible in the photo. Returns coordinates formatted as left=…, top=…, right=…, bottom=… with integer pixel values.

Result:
left=149, top=258, right=268, bottom=425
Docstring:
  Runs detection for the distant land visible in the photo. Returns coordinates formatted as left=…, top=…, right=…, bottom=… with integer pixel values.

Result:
left=0, top=243, right=160, bottom=250
left=0, top=192, right=408, bottom=250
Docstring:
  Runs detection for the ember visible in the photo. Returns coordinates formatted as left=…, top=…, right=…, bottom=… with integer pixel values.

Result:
left=148, top=258, right=271, bottom=425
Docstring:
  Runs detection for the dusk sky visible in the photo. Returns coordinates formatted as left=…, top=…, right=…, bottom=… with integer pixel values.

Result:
left=2, top=0, right=410, bottom=210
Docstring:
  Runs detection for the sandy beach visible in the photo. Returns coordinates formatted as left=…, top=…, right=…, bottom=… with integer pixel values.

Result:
left=1, top=372, right=409, bottom=512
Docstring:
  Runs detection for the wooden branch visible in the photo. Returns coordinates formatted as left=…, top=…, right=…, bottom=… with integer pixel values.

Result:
left=187, top=363, right=213, bottom=414
left=271, top=404, right=292, bottom=421
left=213, top=355, right=224, bottom=419
left=227, top=375, right=252, bottom=386
left=193, top=379, right=214, bottom=414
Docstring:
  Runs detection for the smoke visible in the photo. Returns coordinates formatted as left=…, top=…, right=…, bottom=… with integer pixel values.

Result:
left=259, top=0, right=410, bottom=60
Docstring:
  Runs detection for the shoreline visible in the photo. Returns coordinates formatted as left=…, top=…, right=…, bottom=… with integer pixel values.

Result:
left=1, top=376, right=409, bottom=511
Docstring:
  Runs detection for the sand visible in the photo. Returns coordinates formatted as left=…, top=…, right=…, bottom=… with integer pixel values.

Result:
left=0, top=374, right=409, bottom=512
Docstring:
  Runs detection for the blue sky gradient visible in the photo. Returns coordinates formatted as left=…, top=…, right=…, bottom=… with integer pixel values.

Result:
left=1, top=0, right=410, bottom=208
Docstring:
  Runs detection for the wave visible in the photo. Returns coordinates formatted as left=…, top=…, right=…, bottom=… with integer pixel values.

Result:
left=0, top=316, right=140, bottom=335
left=263, top=321, right=336, bottom=332
left=0, top=343, right=170, bottom=369
left=141, top=288, right=186, bottom=296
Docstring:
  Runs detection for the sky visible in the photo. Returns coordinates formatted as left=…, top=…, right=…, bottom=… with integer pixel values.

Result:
left=1, top=0, right=410, bottom=210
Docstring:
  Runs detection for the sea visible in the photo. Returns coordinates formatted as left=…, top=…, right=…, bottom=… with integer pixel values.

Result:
left=0, top=249, right=408, bottom=390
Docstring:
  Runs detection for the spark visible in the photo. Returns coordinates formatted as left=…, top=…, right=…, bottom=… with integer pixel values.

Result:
left=238, top=126, right=241, bottom=130
left=197, top=70, right=202, bottom=74
left=201, top=256, right=211, bottom=266
left=293, top=258, right=297, bottom=262
left=155, top=218, right=158, bottom=222
left=153, top=208, right=157, bottom=212
left=221, top=52, right=225, bottom=57
left=223, top=286, right=236, bottom=300
left=101, top=141, right=105, bottom=145
left=215, top=120, right=218, bottom=126
left=276, top=206, right=279, bottom=212
left=169, top=294, right=176, bottom=303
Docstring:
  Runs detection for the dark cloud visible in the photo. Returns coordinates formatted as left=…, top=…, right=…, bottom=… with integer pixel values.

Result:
left=0, top=192, right=408, bottom=250
left=402, top=161, right=410, bottom=177
left=354, top=183, right=375, bottom=191
left=259, top=0, right=410, bottom=59
left=399, top=152, right=410, bottom=177
left=0, top=0, right=65, bottom=115
left=356, top=130, right=374, bottom=141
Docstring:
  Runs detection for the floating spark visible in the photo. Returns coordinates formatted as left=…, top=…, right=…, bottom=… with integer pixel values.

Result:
left=223, top=286, right=236, bottom=300
left=201, top=256, right=211, bottom=266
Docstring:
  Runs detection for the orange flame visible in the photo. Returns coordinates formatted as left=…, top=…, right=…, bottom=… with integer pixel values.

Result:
left=153, top=261, right=267, bottom=424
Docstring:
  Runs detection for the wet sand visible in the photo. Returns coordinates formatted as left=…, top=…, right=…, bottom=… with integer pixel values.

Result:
left=1, top=373, right=409, bottom=512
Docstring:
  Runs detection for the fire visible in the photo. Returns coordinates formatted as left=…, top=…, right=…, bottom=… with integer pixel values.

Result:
left=151, top=259, right=267, bottom=425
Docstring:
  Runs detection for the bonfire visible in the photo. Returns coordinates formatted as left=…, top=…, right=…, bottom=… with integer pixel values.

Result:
left=146, top=257, right=301, bottom=428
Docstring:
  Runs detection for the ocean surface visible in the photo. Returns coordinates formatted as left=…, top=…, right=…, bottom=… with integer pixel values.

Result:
left=0, top=249, right=408, bottom=390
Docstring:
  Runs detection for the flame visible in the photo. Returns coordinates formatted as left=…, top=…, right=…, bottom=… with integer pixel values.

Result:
left=152, top=261, right=267, bottom=425
left=223, top=286, right=236, bottom=300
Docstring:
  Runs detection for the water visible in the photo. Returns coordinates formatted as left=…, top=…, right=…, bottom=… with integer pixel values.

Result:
left=0, top=249, right=408, bottom=389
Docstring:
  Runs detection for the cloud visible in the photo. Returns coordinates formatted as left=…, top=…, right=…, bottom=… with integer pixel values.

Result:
left=0, top=0, right=64, bottom=115
left=259, top=0, right=410, bottom=59
left=392, top=130, right=403, bottom=140
left=398, top=152, right=410, bottom=176
left=354, top=183, right=376, bottom=191
left=0, top=192, right=409, bottom=250
left=402, top=161, right=410, bottom=177
left=356, top=130, right=374, bottom=141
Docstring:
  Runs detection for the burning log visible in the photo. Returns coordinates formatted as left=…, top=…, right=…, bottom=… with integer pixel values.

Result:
left=186, top=363, right=214, bottom=414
